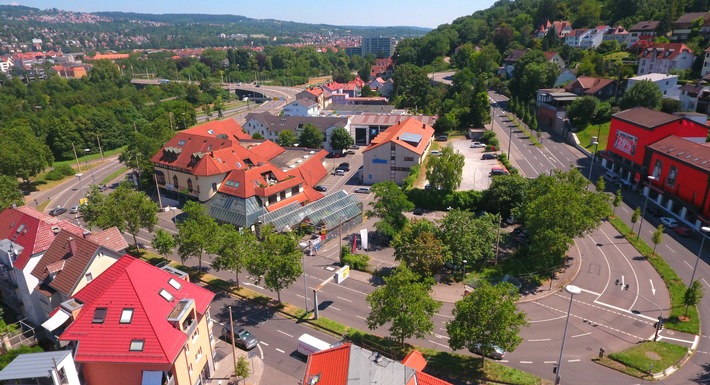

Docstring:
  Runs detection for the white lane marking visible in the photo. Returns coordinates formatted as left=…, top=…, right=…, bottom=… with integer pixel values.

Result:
left=528, top=315, right=567, bottom=323
left=650, top=279, right=656, bottom=296
left=276, top=348, right=285, bottom=353
left=330, top=306, right=341, bottom=311
left=572, top=332, right=591, bottom=338
left=260, top=341, right=269, bottom=346
left=520, top=361, right=533, bottom=364
left=499, top=360, right=509, bottom=363
left=356, top=315, right=367, bottom=320
left=277, top=330, right=293, bottom=338
left=337, top=296, right=353, bottom=302
left=580, top=288, right=601, bottom=296
left=427, top=340, right=449, bottom=349
left=703, top=278, right=710, bottom=288
left=593, top=300, right=658, bottom=322
left=257, top=343, right=264, bottom=359
left=568, top=359, right=581, bottom=362
left=434, top=313, right=454, bottom=319
left=666, top=245, right=676, bottom=253
left=528, top=338, right=551, bottom=342
left=597, top=227, right=641, bottom=308
left=656, top=335, right=695, bottom=344
left=243, top=282, right=264, bottom=290
left=544, top=360, right=557, bottom=364
left=684, top=260, right=693, bottom=269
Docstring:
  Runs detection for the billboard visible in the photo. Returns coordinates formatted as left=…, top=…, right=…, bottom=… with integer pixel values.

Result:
left=613, top=130, right=638, bottom=156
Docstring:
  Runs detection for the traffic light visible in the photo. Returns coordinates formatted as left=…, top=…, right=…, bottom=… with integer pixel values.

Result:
left=553, top=366, right=558, bottom=374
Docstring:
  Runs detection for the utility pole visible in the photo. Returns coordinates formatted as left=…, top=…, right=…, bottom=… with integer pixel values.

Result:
left=228, top=306, right=238, bottom=375
left=72, top=143, right=81, bottom=172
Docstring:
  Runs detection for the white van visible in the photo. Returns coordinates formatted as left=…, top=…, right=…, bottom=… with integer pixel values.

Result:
left=603, top=171, right=619, bottom=183
left=297, top=333, right=332, bottom=356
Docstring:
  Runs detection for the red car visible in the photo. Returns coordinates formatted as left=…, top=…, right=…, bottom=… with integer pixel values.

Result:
left=673, top=226, right=692, bottom=237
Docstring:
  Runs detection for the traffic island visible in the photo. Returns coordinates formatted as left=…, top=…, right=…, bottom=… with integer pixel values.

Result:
left=593, top=341, right=688, bottom=380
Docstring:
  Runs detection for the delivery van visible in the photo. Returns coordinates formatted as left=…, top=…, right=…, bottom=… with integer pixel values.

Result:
left=297, top=333, right=332, bottom=356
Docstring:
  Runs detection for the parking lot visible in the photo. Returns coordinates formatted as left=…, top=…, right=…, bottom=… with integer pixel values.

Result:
left=447, top=136, right=506, bottom=191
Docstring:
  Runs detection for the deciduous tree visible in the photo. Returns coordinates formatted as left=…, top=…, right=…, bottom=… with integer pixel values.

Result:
left=426, top=145, right=465, bottom=192
left=298, top=124, right=324, bottom=149
left=277, top=130, right=298, bottom=147
left=329, top=127, right=354, bottom=151
left=437, top=210, right=497, bottom=268
left=652, top=225, right=664, bottom=256
left=620, top=80, right=662, bottom=111
left=0, top=125, right=53, bottom=188
left=392, top=219, right=448, bottom=277
left=684, top=280, right=704, bottom=318
left=210, top=224, right=258, bottom=288
left=365, top=181, right=414, bottom=241
left=152, top=228, right=176, bottom=262
left=0, top=176, right=24, bottom=210
left=175, top=201, right=219, bottom=270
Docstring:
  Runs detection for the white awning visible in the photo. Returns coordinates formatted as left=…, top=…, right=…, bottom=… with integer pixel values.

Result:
left=141, top=371, right=163, bottom=385
left=41, top=309, right=70, bottom=332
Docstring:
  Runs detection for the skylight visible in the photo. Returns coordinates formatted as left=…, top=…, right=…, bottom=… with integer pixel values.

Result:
left=159, top=289, right=174, bottom=302
left=168, top=278, right=182, bottom=290
left=207, top=129, right=214, bottom=135
left=129, top=339, right=144, bottom=352
left=177, top=140, right=186, bottom=146
left=120, top=308, right=134, bottom=324
left=92, top=308, right=107, bottom=324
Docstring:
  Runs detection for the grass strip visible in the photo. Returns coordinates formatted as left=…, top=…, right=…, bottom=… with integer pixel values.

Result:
left=595, top=341, right=687, bottom=379
left=101, top=166, right=129, bottom=185
left=608, top=217, right=699, bottom=334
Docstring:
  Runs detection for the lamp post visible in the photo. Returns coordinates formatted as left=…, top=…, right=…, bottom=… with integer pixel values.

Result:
left=555, top=285, right=581, bottom=385
left=462, top=260, right=467, bottom=282
left=636, top=176, right=657, bottom=241
left=507, top=123, right=512, bottom=160
left=339, top=215, right=345, bottom=265
left=299, top=241, right=310, bottom=314
left=587, top=141, right=599, bottom=182
left=689, top=227, right=710, bottom=289
left=75, top=173, right=85, bottom=197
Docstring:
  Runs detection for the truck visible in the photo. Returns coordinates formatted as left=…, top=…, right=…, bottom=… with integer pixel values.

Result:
left=297, top=333, right=332, bottom=356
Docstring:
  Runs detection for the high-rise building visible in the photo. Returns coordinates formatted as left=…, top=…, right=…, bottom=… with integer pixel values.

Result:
left=362, top=37, right=396, bottom=58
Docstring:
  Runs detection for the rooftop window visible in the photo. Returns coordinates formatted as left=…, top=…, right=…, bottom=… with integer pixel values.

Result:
left=177, top=140, right=186, bottom=146
left=92, top=308, right=107, bottom=324
left=120, top=308, right=134, bottom=324
left=168, top=278, right=182, bottom=290
left=129, top=339, right=144, bottom=352
left=159, top=289, right=174, bottom=302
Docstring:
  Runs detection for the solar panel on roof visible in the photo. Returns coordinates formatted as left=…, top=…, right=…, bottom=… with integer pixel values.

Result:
left=399, top=133, right=422, bottom=145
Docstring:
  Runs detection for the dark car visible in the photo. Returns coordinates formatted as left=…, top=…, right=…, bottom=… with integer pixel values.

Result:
left=338, top=162, right=350, bottom=171
left=674, top=226, right=692, bottom=237
left=314, top=185, right=327, bottom=192
left=436, top=134, right=448, bottom=141
left=49, top=207, right=67, bottom=216
left=223, top=325, right=258, bottom=350
left=481, top=153, right=498, bottom=160
left=98, top=184, right=108, bottom=192
left=648, top=206, right=664, bottom=217
left=413, top=207, right=424, bottom=215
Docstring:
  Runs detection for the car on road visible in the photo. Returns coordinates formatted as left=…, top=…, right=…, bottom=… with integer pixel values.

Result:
left=338, top=162, right=350, bottom=171
left=354, top=187, right=371, bottom=194
left=345, top=149, right=356, bottom=155
left=314, top=185, right=327, bottom=192
left=69, top=205, right=80, bottom=214
left=222, top=325, right=258, bottom=350
left=48, top=207, right=67, bottom=216
left=98, top=184, right=108, bottom=192
left=481, top=153, right=498, bottom=160
left=469, top=343, right=506, bottom=360
left=430, top=150, right=442, bottom=156
left=413, top=207, right=424, bottom=215
left=674, top=226, right=692, bottom=237
left=470, top=142, right=485, bottom=148
left=660, top=217, right=678, bottom=228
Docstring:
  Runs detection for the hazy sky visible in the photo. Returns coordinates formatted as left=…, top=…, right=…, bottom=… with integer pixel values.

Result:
left=3, top=1, right=497, bottom=29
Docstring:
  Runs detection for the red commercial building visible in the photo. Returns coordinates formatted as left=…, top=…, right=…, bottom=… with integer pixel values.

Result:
left=601, top=107, right=710, bottom=226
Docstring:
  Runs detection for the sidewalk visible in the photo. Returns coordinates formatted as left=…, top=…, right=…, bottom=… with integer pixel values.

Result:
left=205, top=340, right=264, bottom=385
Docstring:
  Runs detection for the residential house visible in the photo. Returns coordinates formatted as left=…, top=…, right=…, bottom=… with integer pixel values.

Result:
left=579, top=25, right=610, bottom=48
left=150, top=119, right=253, bottom=203
left=350, top=114, right=437, bottom=145
left=0, top=206, right=87, bottom=325
left=679, top=83, right=710, bottom=112
left=701, top=46, right=710, bottom=77
left=0, top=55, right=13, bottom=73
left=544, top=51, right=565, bottom=70
left=565, top=29, right=589, bottom=47
left=552, top=20, right=573, bottom=38
left=536, top=88, right=578, bottom=134
left=242, top=112, right=350, bottom=152
left=637, top=43, right=695, bottom=75
left=554, top=68, right=578, bottom=87
left=34, top=228, right=127, bottom=334
left=627, top=20, right=660, bottom=48
left=362, top=117, right=435, bottom=185
left=369, top=57, right=393, bottom=80
left=627, top=73, right=680, bottom=98
left=85, top=52, right=130, bottom=61
left=51, top=65, right=87, bottom=78
left=535, top=19, right=553, bottom=39
left=296, top=87, right=331, bottom=110
left=671, top=12, right=710, bottom=42
left=367, top=77, right=394, bottom=97
left=565, top=76, right=618, bottom=100
left=282, top=98, right=320, bottom=117
left=323, top=76, right=363, bottom=98
left=0, top=350, right=80, bottom=385
left=603, top=25, right=629, bottom=46
left=302, top=343, right=453, bottom=385
left=58, top=256, right=216, bottom=385
left=502, top=49, right=527, bottom=78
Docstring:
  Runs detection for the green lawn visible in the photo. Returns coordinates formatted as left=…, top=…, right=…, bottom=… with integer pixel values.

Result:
left=602, top=341, right=687, bottom=378
left=576, top=122, right=610, bottom=152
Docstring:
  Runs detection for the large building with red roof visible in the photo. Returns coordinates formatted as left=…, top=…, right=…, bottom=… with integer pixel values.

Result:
left=58, top=256, right=215, bottom=385
left=637, top=43, right=695, bottom=75
left=362, top=117, right=435, bottom=185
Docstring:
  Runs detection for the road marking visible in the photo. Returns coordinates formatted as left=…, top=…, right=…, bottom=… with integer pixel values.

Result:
left=337, top=296, right=353, bottom=302
left=520, top=361, right=533, bottom=364
left=276, top=348, right=285, bottom=353
left=544, top=360, right=557, bottom=364
left=243, top=282, right=264, bottom=290
left=580, top=288, right=601, bottom=296
left=427, top=340, right=449, bottom=349
left=528, top=338, right=551, bottom=342
left=572, top=332, right=591, bottom=338
left=434, top=313, right=454, bottom=319
left=650, top=279, right=656, bottom=295
left=703, top=278, right=710, bottom=288
left=666, top=245, right=676, bottom=253
left=260, top=341, right=269, bottom=346
left=356, top=315, right=367, bottom=320
left=656, top=335, right=695, bottom=344
left=330, top=306, right=341, bottom=311
left=277, top=330, right=293, bottom=338
left=568, top=359, right=581, bottom=363
left=257, top=344, right=264, bottom=360
left=684, top=260, right=693, bottom=269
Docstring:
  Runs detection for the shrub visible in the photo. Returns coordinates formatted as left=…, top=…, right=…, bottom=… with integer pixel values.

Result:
left=343, top=253, right=370, bottom=271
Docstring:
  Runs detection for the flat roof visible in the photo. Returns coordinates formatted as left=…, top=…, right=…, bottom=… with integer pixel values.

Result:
left=0, top=351, right=72, bottom=380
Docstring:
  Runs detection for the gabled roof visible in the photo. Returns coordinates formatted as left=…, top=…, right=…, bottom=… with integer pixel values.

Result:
left=647, top=135, right=710, bottom=172
left=566, top=76, right=615, bottom=95
left=568, top=28, right=589, bottom=37
left=674, top=12, right=710, bottom=27
left=680, top=83, right=706, bottom=95
left=503, top=49, right=527, bottom=63
left=182, top=119, right=251, bottom=140
left=86, top=227, right=128, bottom=252
left=292, top=98, right=318, bottom=108
left=244, top=112, right=348, bottom=134
left=0, top=206, right=86, bottom=270
left=606, top=25, right=628, bottom=35
left=364, top=117, right=434, bottom=155
left=639, top=43, right=693, bottom=60
left=30, top=230, right=105, bottom=296
left=543, top=51, right=559, bottom=61
left=629, top=20, right=660, bottom=32
left=612, top=107, right=681, bottom=129
left=60, top=256, right=214, bottom=364
left=218, top=162, right=301, bottom=199
left=245, top=140, right=285, bottom=161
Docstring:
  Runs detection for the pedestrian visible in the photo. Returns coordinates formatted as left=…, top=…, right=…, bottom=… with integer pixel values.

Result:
left=599, top=347, right=605, bottom=358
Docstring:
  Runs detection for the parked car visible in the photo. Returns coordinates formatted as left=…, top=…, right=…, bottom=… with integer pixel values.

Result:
left=333, top=169, right=345, bottom=176
left=222, top=325, right=258, bottom=350
left=660, top=217, right=678, bottom=228
left=338, top=162, right=350, bottom=171
left=69, top=205, right=80, bottom=214
left=49, top=207, right=67, bottom=216
left=470, top=142, right=485, bottom=148
left=413, top=207, right=424, bottom=215
left=348, top=145, right=359, bottom=149
left=98, top=184, right=108, bottom=192
left=603, top=171, right=619, bottom=184
left=354, top=187, right=371, bottom=194
left=435, top=134, right=448, bottom=141
left=481, top=153, right=498, bottom=160
left=648, top=205, right=664, bottom=217
left=673, top=226, right=692, bottom=237
left=314, top=185, right=327, bottom=192
left=430, top=150, right=442, bottom=156
left=345, top=150, right=356, bottom=155
left=490, top=167, right=509, bottom=176
left=469, top=343, right=506, bottom=360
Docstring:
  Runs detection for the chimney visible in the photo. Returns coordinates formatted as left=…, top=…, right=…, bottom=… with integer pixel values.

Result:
left=67, top=237, right=76, bottom=256
left=422, top=123, right=425, bottom=129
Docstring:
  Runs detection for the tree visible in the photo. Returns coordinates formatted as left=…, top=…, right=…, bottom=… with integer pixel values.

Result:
left=482, top=175, right=529, bottom=220
left=235, top=355, right=250, bottom=384
left=329, top=127, right=354, bottom=151
left=366, top=266, right=442, bottom=347
left=213, top=96, right=225, bottom=118
left=426, top=145, right=465, bottom=192
left=277, top=130, right=298, bottom=147
left=652, top=225, right=664, bottom=256
left=0, top=125, right=53, bottom=188
left=365, top=181, right=415, bottom=240
left=595, top=176, right=606, bottom=192
left=175, top=201, right=219, bottom=270
left=437, top=210, right=498, bottom=268
left=619, top=80, right=662, bottom=111
left=392, top=219, right=448, bottom=277
left=210, top=224, right=258, bottom=288
left=0, top=176, right=24, bottom=210
left=256, top=228, right=303, bottom=303
left=567, top=96, right=600, bottom=129
left=613, top=189, right=623, bottom=217
left=447, top=281, right=528, bottom=368
left=631, top=207, right=641, bottom=234
left=684, top=280, right=704, bottom=317
left=661, top=98, right=682, bottom=114
left=152, top=228, right=176, bottom=262
left=298, top=124, right=324, bottom=149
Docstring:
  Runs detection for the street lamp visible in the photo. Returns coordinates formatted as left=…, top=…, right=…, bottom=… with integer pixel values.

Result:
left=689, top=226, right=710, bottom=289
left=339, top=215, right=345, bottom=265
left=555, top=284, right=581, bottom=385
left=299, top=241, right=310, bottom=314
left=507, top=123, right=512, bottom=160
left=462, top=260, right=467, bottom=282
left=587, top=141, right=599, bottom=182
left=637, top=176, right=657, bottom=241
left=75, top=173, right=85, bottom=197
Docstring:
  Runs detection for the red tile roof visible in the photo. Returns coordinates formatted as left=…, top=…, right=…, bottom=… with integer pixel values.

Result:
left=86, top=227, right=128, bottom=252
left=181, top=119, right=251, bottom=140
left=60, top=256, right=214, bottom=364
left=639, top=43, right=693, bottom=60
left=565, top=76, right=615, bottom=95
left=401, top=351, right=427, bottom=372
left=246, top=140, right=285, bottom=161
left=303, top=344, right=350, bottom=385
left=0, top=206, right=86, bottom=270
left=364, top=118, right=435, bottom=155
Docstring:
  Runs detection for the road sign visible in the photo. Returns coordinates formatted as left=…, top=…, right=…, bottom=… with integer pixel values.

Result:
left=334, top=265, right=350, bottom=284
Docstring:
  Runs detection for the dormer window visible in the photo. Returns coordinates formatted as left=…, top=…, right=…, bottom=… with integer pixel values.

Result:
left=120, top=308, right=134, bottom=324
left=129, top=339, right=144, bottom=352
left=92, top=308, right=107, bottom=324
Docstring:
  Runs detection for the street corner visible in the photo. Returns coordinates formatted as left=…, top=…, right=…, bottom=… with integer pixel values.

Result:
left=207, top=340, right=264, bottom=385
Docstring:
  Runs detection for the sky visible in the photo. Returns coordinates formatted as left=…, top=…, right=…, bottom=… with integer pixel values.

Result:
left=3, top=1, right=497, bottom=29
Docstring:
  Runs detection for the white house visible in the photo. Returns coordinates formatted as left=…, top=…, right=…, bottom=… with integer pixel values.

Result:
left=627, top=73, right=680, bottom=98
left=0, top=350, right=80, bottom=385
left=565, top=29, right=589, bottom=47
left=554, top=68, right=578, bottom=87
left=242, top=112, right=350, bottom=152
left=637, top=43, right=695, bottom=75
left=580, top=25, right=610, bottom=48
left=603, top=26, right=629, bottom=46
left=627, top=20, right=660, bottom=48
left=0, top=56, right=13, bottom=73
left=282, top=98, right=320, bottom=117
left=702, top=46, right=710, bottom=77
left=367, top=77, right=394, bottom=97
left=679, top=83, right=710, bottom=112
